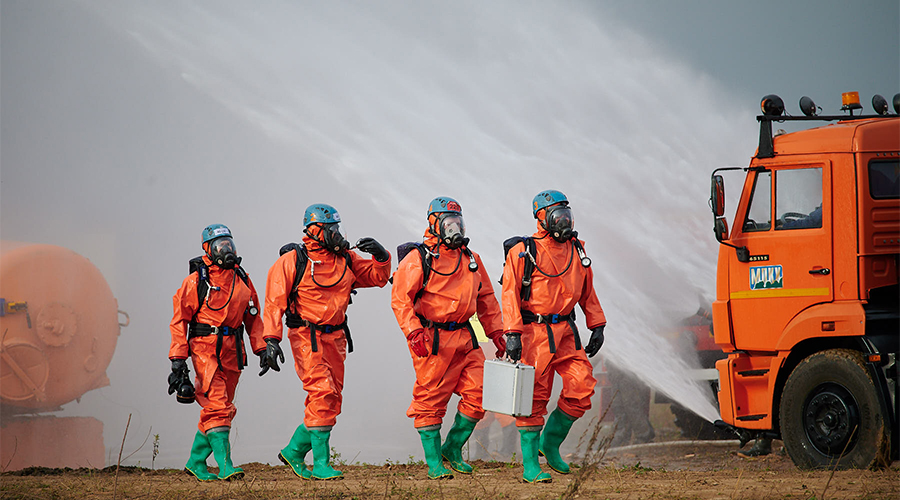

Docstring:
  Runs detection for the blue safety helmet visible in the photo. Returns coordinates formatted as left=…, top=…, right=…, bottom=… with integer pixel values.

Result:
left=303, top=203, right=342, bottom=227
left=427, top=197, right=463, bottom=217
left=201, top=224, right=233, bottom=244
left=532, top=190, right=569, bottom=218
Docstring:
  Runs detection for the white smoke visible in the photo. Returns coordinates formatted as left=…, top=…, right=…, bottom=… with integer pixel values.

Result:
left=5, top=0, right=760, bottom=467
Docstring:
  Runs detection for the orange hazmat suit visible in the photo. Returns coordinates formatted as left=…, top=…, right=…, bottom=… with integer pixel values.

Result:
left=501, top=225, right=606, bottom=427
left=170, top=255, right=265, bottom=432
left=392, top=229, right=504, bottom=428
left=263, top=231, right=390, bottom=428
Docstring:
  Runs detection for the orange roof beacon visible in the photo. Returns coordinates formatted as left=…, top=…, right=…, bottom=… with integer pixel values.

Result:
left=709, top=92, right=899, bottom=469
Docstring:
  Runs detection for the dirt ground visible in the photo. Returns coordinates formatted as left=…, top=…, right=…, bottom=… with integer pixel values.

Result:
left=2, top=440, right=897, bottom=500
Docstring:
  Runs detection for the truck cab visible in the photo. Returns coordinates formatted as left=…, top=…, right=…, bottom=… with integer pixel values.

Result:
left=710, top=92, right=899, bottom=469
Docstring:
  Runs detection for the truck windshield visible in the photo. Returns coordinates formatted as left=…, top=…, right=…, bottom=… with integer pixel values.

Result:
left=743, top=171, right=771, bottom=232
left=776, top=167, right=822, bottom=230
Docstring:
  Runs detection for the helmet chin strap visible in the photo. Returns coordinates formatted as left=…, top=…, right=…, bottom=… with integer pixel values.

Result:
left=304, top=226, right=326, bottom=249
left=304, top=226, right=324, bottom=249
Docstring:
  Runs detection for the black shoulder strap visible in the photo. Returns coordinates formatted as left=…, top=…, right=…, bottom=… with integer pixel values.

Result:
left=234, top=265, right=250, bottom=286
left=520, top=237, right=535, bottom=301
left=294, top=246, right=309, bottom=296
left=279, top=243, right=309, bottom=311
left=394, top=242, right=432, bottom=303
left=291, top=248, right=308, bottom=310
left=417, top=245, right=432, bottom=287
left=499, top=237, right=535, bottom=301
left=188, top=256, right=210, bottom=308
left=412, top=244, right=432, bottom=304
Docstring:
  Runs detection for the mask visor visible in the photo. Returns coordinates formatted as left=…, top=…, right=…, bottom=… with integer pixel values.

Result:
left=440, top=214, right=466, bottom=240
left=210, top=237, right=238, bottom=268
left=547, top=206, right=574, bottom=239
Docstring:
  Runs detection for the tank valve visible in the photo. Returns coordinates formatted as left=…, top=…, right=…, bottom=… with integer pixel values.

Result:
left=1, top=299, right=31, bottom=328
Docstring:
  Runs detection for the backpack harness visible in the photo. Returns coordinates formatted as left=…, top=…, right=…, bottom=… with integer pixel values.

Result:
left=396, top=242, right=480, bottom=354
left=501, top=236, right=590, bottom=354
left=187, top=256, right=252, bottom=372
left=279, top=243, right=354, bottom=354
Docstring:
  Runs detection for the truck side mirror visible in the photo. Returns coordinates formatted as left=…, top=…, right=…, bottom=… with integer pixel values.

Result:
left=710, top=175, right=726, bottom=217
left=714, top=217, right=729, bottom=242
left=709, top=167, right=749, bottom=262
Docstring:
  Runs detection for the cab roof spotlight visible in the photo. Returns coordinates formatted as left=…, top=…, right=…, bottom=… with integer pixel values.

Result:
left=799, top=96, right=818, bottom=117
left=841, top=91, right=863, bottom=115
left=893, top=93, right=900, bottom=114
left=761, top=94, right=784, bottom=117
left=872, top=94, right=889, bottom=115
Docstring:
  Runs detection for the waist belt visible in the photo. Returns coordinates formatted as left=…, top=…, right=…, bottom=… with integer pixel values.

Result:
left=188, top=323, right=246, bottom=371
left=416, top=314, right=478, bottom=355
left=521, top=310, right=581, bottom=354
left=285, top=313, right=352, bottom=353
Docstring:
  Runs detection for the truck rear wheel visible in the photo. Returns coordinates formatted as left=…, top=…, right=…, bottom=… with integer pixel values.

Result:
left=779, top=349, right=890, bottom=469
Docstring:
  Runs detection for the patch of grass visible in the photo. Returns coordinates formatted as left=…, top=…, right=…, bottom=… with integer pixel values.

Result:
left=622, top=461, right=654, bottom=473
left=561, top=395, right=616, bottom=500
left=330, top=446, right=346, bottom=466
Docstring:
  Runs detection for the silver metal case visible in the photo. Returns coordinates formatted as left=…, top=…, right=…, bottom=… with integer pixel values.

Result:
left=482, top=359, right=534, bottom=416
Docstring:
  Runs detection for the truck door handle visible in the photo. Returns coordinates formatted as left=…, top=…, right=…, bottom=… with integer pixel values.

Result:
left=809, top=268, right=830, bottom=275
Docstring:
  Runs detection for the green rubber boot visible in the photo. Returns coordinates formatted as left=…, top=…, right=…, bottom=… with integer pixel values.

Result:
left=539, top=408, right=577, bottom=474
left=441, top=413, right=478, bottom=474
left=184, top=431, right=218, bottom=481
left=308, top=428, right=343, bottom=480
left=207, top=429, right=244, bottom=481
left=278, top=424, right=313, bottom=479
left=519, top=427, right=551, bottom=483
left=418, top=427, right=453, bottom=479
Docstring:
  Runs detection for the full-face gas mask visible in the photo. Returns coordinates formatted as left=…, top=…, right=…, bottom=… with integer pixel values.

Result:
left=313, top=223, right=350, bottom=254
left=175, top=378, right=195, bottom=404
left=438, top=213, right=468, bottom=249
left=208, top=237, right=241, bottom=269
left=543, top=205, right=575, bottom=242
left=168, top=363, right=196, bottom=404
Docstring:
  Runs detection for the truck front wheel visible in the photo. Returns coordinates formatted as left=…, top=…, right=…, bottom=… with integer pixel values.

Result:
left=779, top=349, right=890, bottom=469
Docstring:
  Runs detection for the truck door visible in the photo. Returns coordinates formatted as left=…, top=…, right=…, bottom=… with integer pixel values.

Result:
left=728, top=163, right=833, bottom=350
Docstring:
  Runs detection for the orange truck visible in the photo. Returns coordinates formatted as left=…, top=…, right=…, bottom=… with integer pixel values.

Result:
left=709, top=92, right=899, bottom=469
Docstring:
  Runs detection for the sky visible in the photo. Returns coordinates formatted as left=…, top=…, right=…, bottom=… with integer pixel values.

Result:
left=1, top=0, right=897, bottom=469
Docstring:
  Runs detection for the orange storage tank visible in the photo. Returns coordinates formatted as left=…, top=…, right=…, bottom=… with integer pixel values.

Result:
left=0, top=241, right=123, bottom=412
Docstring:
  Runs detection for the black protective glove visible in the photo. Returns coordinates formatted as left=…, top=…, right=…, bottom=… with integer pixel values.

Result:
left=505, top=332, right=522, bottom=362
left=356, top=237, right=390, bottom=262
left=258, top=338, right=285, bottom=377
left=584, top=325, right=605, bottom=358
left=167, top=359, right=189, bottom=395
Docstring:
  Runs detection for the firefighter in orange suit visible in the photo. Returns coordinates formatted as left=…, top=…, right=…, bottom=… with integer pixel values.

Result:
left=169, top=224, right=266, bottom=481
left=391, top=197, right=506, bottom=479
left=263, top=203, right=390, bottom=480
left=501, top=190, right=607, bottom=483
